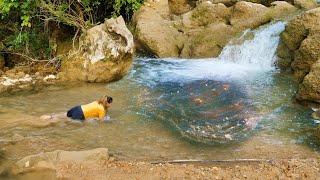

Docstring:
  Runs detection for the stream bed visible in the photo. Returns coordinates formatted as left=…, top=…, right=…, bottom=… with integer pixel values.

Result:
left=1, top=21, right=320, bottom=173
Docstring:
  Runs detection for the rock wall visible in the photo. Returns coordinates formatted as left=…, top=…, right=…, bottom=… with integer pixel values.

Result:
left=276, top=7, right=320, bottom=105
left=133, top=0, right=298, bottom=58
left=60, top=16, right=134, bottom=83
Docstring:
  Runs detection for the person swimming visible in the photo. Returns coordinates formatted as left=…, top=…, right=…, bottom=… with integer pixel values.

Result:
left=67, top=95, right=113, bottom=121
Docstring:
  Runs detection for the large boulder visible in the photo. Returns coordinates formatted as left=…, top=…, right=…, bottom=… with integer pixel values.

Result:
left=180, top=23, right=236, bottom=58
left=133, top=3, right=185, bottom=58
left=12, top=148, right=109, bottom=175
left=134, top=0, right=298, bottom=58
left=178, top=2, right=235, bottom=58
left=182, top=2, right=230, bottom=28
left=292, top=32, right=320, bottom=78
left=168, top=0, right=196, bottom=15
left=294, top=0, right=318, bottom=10
left=276, top=8, right=320, bottom=77
left=296, top=60, right=320, bottom=104
left=60, top=16, right=134, bottom=83
left=229, top=1, right=270, bottom=30
left=269, top=1, right=298, bottom=19
left=276, top=8, right=320, bottom=105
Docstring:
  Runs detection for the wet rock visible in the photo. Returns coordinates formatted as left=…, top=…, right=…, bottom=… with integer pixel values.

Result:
left=292, top=32, right=320, bottom=79
left=276, top=41, right=293, bottom=70
left=60, top=16, right=134, bottom=83
left=277, top=7, right=320, bottom=61
left=296, top=60, right=320, bottom=103
left=276, top=8, right=320, bottom=105
left=181, top=23, right=235, bottom=58
left=12, top=148, right=109, bottom=175
left=0, top=73, right=59, bottom=95
left=294, top=0, right=318, bottom=10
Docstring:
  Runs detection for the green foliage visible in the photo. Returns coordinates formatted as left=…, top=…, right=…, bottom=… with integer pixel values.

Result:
left=0, top=0, right=144, bottom=62
left=113, top=0, right=143, bottom=19
left=4, top=28, right=52, bottom=59
left=0, top=0, right=36, bottom=27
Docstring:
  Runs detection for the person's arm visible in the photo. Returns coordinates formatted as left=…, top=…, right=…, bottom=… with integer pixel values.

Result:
left=98, top=110, right=106, bottom=121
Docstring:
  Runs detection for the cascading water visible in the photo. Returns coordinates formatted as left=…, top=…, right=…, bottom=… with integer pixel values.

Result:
left=128, top=21, right=287, bottom=144
left=131, top=21, right=285, bottom=85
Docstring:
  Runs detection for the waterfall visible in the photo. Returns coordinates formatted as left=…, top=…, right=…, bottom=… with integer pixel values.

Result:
left=218, top=21, right=285, bottom=70
left=125, top=21, right=287, bottom=144
left=132, top=21, right=286, bottom=85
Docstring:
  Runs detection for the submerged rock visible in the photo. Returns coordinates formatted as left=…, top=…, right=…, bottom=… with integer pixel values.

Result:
left=145, top=80, right=259, bottom=144
left=60, top=16, right=134, bottom=83
left=11, top=148, right=109, bottom=175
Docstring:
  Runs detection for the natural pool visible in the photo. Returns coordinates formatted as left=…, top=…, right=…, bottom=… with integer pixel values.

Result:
left=1, top=21, right=320, bottom=174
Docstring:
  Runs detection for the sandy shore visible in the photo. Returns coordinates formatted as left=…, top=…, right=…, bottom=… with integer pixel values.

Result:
left=12, top=158, right=320, bottom=179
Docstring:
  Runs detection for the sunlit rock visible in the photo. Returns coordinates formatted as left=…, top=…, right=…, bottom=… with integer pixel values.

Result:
left=297, top=60, right=320, bottom=103
left=276, top=8, right=320, bottom=105
left=133, top=3, right=185, bottom=58
left=60, top=16, right=134, bottom=83
left=168, top=0, right=195, bottom=15
left=133, top=0, right=298, bottom=58
left=294, top=0, right=318, bottom=10
left=312, top=110, right=320, bottom=119
left=230, top=1, right=270, bottom=30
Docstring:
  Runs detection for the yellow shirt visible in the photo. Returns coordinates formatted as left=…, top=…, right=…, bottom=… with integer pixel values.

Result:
left=81, top=101, right=106, bottom=120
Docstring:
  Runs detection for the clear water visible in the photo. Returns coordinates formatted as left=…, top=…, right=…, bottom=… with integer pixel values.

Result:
left=1, top=21, right=320, bottom=173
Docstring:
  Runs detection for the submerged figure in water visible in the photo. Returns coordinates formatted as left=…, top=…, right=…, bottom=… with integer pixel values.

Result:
left=67, top=95, right=113, bottom=121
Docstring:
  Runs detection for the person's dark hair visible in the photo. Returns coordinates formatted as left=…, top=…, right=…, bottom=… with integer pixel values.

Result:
left=107, top=96, right=113, bottom=104
left=98, top=95, right=113, bottom=109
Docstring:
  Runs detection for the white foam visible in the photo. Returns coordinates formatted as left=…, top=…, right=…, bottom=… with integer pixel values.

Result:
left=133, top=21, right=286, bottom=85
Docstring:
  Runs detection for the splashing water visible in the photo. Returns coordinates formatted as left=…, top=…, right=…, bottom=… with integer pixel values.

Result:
left=123, top=21, right=288, bottom=144
left=131, top=21, right=286, bottom=86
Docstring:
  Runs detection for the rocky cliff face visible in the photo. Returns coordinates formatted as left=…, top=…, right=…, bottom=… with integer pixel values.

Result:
left=60, top=16, right=134, bottom=83
left=276, top=7, right=320, bottom=105
left=133, top=0, right=299, bottom=58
